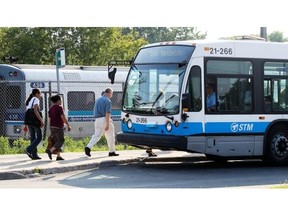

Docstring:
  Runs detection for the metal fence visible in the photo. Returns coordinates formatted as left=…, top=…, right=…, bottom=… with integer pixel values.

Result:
left=0, top=80, right=124, bottom=142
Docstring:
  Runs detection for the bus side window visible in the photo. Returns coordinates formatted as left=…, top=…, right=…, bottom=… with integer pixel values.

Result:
left=244, top=90, right=252, bottom=111
left=264, top=95, right=272, bottom=112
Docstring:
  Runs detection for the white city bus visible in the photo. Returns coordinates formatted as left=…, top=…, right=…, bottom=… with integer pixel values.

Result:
left=113, top=39, right=288, bottom=165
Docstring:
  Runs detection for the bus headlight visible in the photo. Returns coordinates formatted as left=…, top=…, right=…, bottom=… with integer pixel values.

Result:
left=127, top=119, right=133, bottom=129
left=166, top=121, right=172, bottom=132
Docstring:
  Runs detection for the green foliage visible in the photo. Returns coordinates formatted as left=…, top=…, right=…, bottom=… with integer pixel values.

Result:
left=0, top=137, right=10, bottom=154
left=122, top=27, right=206, bottom=43
left=268, top=31, right=288, bottom=42
left=0, top=27, right=148, bottom=65
left=0, top=135, right=137, bottom=155
left=0, top=27, right=208, bottom=65
left=0, top=137, right=30, bottom=154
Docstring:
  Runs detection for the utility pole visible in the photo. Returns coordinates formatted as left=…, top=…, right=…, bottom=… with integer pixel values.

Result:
left=260, top=27, right=267, bottom=41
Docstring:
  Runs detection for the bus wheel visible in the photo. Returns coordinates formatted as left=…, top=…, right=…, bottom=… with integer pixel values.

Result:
left=205, top=154, right=228, bottom=163
left=265, top=125, right=288, bottom=166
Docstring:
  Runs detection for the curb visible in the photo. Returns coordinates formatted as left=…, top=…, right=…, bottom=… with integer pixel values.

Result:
left=0, top=158, right=141, bottom=180
left=0, top=154, right=204, bottom=181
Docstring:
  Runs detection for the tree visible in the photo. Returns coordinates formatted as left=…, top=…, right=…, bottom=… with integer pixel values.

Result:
left=0, top=27, right=206, bottom=65
left=0, top=27, right=52, bottom=64
left=170, top=27, right=206, bottom=40
left=268, top=31, right=287, bottom=42
left=0, top=27, right=147, bottom=65
left=122, top=27, right=206, bottom=43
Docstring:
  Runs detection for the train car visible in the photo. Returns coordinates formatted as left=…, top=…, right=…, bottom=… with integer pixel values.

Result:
left=0, top=64, right=129, bottom=144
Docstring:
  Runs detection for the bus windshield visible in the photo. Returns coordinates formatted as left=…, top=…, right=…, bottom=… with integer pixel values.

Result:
left=123, top=45, right=194, bottom=115
left=123, top=63, right=187, bottom=115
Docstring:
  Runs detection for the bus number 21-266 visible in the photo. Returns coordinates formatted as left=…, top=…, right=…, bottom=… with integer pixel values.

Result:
left=210, top=48, right=233, bottom=55
left=136, top=117, right=147, bottom=123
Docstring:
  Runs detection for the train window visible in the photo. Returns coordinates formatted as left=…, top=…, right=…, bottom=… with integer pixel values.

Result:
left=6, top=85, right=21, bottom=109
left=67, top=91, right=95, bottom=111
left=111, top=91, right=123, bottom=109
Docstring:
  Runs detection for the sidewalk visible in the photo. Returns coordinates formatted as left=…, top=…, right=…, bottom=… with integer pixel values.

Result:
left=0, top=149, right=196, bottom=180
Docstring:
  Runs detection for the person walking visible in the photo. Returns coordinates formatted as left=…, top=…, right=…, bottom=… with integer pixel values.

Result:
left=46, top=95, right=71, bottom=161
left=84, top=88, right=119, bottom=157
left=24, top=88, right=44, bottom=160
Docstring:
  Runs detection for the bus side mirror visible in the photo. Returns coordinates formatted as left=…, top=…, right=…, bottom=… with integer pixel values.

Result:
left=108, top=68, right=117, bottom=84
left=182, top=93, right=192, bottom=112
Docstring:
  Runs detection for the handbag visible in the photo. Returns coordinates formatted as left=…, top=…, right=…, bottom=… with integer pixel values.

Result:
left=24, top=98, right=42, bottom=127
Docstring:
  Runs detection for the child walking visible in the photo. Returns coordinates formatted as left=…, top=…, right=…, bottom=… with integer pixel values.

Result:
left=46, top=95, right=71, bottom=160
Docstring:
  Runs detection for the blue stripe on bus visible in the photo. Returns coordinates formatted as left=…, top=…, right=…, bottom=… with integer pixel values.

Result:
left=121, top=121, right=271, bottom=136
left=205, top=122, right=269, bottom=133
left=121, top=121, right=203, bottom=136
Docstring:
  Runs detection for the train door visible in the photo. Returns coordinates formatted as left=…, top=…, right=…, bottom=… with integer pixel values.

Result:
left=40, top=91, right=59, bottom=139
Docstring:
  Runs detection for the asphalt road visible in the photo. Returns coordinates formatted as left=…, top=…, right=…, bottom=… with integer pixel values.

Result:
left=1, top=158, right=287, bottom=188
left=1, top=157, right=287, bottom=216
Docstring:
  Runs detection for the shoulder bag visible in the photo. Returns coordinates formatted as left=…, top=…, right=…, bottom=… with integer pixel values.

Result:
left=24, top=98, right=42, bottom=127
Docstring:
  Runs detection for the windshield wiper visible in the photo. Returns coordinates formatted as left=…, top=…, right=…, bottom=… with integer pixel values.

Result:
left=151, top=90, right=164, bottom=107
left=153, top=107, right=174, bottom=121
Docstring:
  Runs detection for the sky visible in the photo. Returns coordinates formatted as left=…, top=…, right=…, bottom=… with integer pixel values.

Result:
left=1, top=0, right=287, bottom=39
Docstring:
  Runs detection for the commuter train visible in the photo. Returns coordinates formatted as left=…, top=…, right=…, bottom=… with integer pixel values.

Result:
left=0, top=64, right=129, bottom=144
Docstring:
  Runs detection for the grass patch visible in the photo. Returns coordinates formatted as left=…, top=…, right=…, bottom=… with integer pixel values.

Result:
left=270, top=184, right=288, bottom=189
left=0, top=135, right=138, bottom=155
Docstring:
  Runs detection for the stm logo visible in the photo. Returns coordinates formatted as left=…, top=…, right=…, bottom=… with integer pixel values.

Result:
left=231, top=122, right=253, bottom=132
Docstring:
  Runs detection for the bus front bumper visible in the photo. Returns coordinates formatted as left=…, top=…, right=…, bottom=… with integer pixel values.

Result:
left=116, top=132, right=187, bottom=151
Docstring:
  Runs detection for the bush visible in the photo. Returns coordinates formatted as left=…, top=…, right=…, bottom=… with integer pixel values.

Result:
left=0, top=137, right=10, bottom=154
left=0, top=135, right=137, bottom=155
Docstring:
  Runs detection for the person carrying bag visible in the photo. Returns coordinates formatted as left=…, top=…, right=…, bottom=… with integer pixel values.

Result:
left=24, top=88, right=44, bottom=160
left=24, top=98, right=42, bottom=127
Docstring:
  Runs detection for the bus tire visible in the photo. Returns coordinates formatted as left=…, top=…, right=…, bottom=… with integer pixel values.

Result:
left=265, top=125, right=288, bottom=166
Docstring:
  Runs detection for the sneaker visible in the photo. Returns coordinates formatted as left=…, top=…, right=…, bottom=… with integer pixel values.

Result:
left=45, top=149, right=52, bottom=160
left=32, top=155, right=42, bottom=160
left=108, top=152, right=119, bottom=157
left=146, top=149, right=157, bottom=157
left=148, top=152, right=157, bottom=157
left=25, top=149, right=33, bottom=159
left=56, top=156, right=65, bottom=161
left=84, top=147, right=91, bottom=157
left=146, top=149, right=152, bottom=154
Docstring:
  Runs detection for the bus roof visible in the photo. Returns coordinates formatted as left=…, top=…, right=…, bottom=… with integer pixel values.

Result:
left=141, top=40, right=288, bottom=60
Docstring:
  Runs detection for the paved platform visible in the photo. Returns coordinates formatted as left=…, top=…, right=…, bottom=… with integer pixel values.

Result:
left=0, top=149, right=196, bottom=180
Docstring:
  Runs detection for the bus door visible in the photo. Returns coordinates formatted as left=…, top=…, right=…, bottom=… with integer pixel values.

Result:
left=183, top=61, right=205, bottom=135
